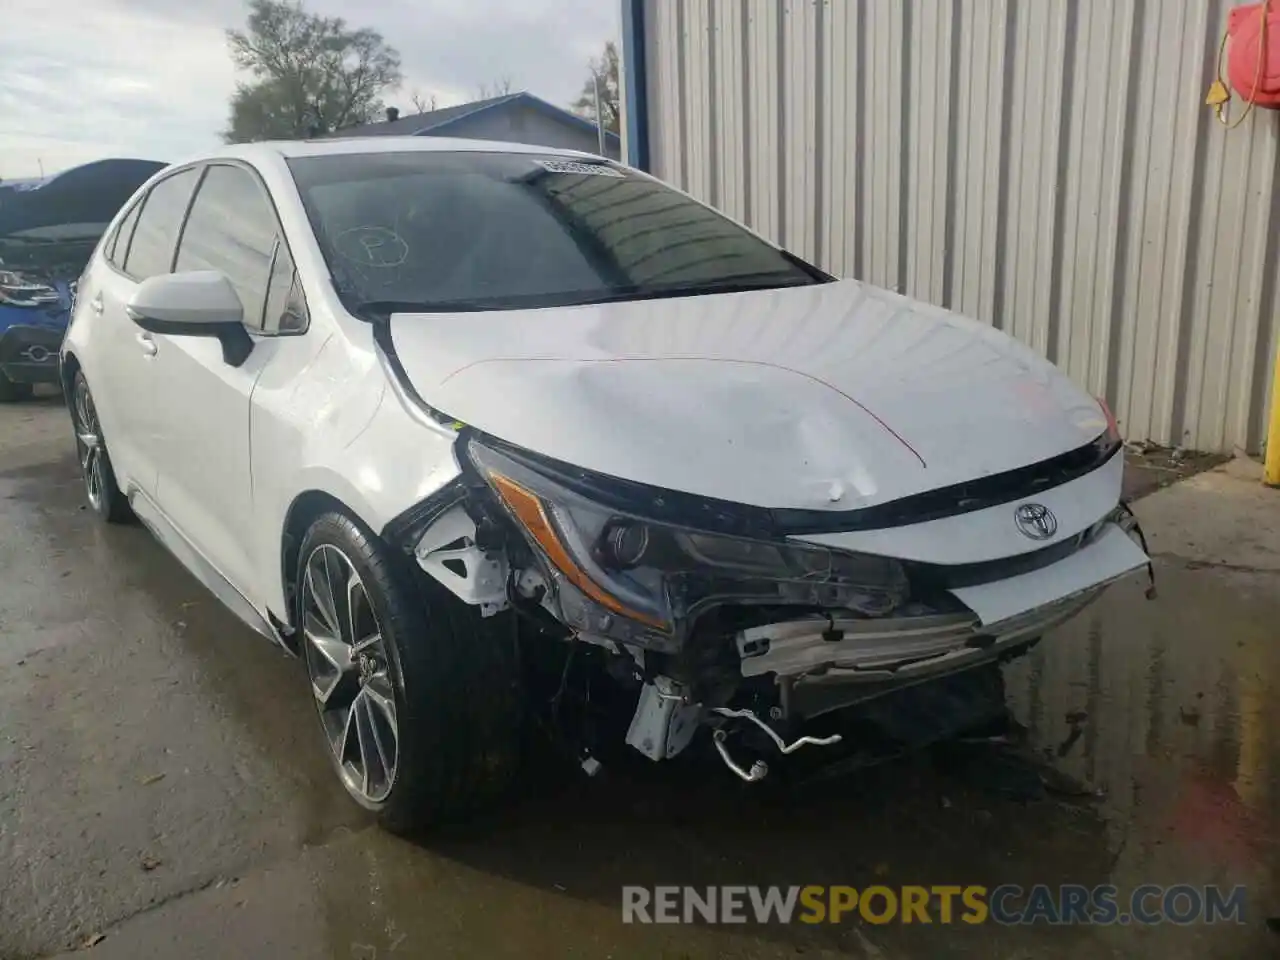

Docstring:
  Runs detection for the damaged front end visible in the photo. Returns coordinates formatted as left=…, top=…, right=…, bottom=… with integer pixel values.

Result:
left=386, top=430, right=1151, bottom=783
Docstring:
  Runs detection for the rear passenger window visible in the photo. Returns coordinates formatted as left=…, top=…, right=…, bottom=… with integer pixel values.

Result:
left=125, top=168, right=199, bottom=280
left=174, top=165, right=282, bottom=330
left=108, top=201, right=143, bottom=268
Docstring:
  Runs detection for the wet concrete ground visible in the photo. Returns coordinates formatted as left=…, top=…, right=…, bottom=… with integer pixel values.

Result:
left=1, top=395, right=1277, bottom=959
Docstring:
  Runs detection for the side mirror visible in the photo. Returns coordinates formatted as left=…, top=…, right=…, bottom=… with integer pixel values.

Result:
left=126, top=271, right=254, bottom=367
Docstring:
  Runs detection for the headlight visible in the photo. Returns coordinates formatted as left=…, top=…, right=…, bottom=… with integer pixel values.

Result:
left=0, top=269, right=58, bottom=308
left=468, top=439, right=909, bottom=645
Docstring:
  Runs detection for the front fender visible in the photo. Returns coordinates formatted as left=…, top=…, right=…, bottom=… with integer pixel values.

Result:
left=259, top=386, right=463, bottom=625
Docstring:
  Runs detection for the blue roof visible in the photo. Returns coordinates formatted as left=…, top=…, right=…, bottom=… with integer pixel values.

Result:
left=0, top=158, right=166, bottom=236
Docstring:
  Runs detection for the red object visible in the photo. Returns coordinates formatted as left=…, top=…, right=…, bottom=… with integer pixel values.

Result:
left=1227, top=2, right=1280, bottom=106
left=1095, top=395, right=1120, bottom=443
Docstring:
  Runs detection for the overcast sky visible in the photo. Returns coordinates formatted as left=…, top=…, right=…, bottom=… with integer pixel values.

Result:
left=0, top=0, right=617, bottom=179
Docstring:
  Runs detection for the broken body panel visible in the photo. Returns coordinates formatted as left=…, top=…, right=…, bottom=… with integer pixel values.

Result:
left=376, top=280, right=1150, bottom=774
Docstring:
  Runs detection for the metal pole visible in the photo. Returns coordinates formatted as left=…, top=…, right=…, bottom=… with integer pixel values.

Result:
left=594, top=72, right=606, bottom=155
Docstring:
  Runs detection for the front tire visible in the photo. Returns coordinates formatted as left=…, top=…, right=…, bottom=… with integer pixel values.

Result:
left=296, top=511, right=522, bottom=833
left=70, top=371, right=131, bottom=523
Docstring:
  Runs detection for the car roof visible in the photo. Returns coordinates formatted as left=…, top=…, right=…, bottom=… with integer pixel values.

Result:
left=199, top=136, right=602, bottom=165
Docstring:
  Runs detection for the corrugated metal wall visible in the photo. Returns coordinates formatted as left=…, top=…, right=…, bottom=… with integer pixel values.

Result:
left=637, top=0, right=1280, bottom=454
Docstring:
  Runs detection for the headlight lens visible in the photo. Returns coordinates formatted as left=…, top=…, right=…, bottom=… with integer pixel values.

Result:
left=0, top=269, right=59, bottom=308
left=469, top=440, right=909, bottom=644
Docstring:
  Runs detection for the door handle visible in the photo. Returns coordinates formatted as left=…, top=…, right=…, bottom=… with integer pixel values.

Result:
left=90, top=294, right=104, bottom=316
left=137, top=332, right=158, bottom=357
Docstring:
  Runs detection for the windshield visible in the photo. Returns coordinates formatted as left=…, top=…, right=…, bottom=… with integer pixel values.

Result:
left=287, top=151, right=827, bottom=314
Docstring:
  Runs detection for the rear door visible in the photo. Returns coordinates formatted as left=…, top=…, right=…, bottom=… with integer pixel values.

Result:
left=86, top=167, right=201, bottom=497
left=147, top=162, right=299, bottom=595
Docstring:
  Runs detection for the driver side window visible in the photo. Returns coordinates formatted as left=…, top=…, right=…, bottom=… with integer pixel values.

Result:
left=174, top=164, right=299, bottom=333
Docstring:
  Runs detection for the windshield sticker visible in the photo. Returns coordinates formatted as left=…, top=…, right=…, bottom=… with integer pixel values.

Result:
left=536, top=160, right=624, bottom=178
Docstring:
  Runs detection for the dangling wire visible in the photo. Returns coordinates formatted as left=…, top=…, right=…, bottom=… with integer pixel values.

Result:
left=1208, top=0, right=1270, bottom=129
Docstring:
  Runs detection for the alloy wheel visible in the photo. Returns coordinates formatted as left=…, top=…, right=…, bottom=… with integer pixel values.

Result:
left=72, top=379, right=106, bottom=511
left=301, top=544, right=399, bottom=804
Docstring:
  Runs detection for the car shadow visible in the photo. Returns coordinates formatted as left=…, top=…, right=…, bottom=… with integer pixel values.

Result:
left=418, top=681, right=1119, bottom=958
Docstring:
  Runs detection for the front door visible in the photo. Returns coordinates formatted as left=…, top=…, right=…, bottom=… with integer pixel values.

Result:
left=147, top=162, right=291, bottom=596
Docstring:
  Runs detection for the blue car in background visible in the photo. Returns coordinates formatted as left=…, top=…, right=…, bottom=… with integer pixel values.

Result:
left=0, top=158, right=165, bottom=401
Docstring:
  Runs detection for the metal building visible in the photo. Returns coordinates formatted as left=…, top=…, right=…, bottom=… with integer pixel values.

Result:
left=619, top=0, right=1280, bottom=456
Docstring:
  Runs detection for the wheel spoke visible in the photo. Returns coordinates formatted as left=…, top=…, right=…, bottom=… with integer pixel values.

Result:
left=337, top=701, right=360, bottom=782
left=323, top=549, right=352, bottom=643
left=363, top=672, right=397, bottom=731
left=346, top=571, right=366, bottom=652
left=361, top=677, right=397, bottom=800
left=304, top=626, right=352, bottom=704
left=86, top=452, right=99, bottom=498
left=305, top=623, right=350, bottom=669
left=368, top=700, right=395, bottom=787
left=306, top=554, right=340, bottom=636
left=74, top=389, right=88, bottom=430
left=354, top=695, right=378, bottom=797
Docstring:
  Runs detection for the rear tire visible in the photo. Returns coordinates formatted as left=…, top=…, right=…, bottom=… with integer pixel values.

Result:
left=0, top=371, right=33, bottom=402
left=296, top=511, right=523, bottom=833
left=69, top=371, right=131, bottom=523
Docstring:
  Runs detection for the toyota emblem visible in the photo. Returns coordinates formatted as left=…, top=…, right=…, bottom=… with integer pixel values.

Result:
left=1014, top=503, right=1058, bottom=540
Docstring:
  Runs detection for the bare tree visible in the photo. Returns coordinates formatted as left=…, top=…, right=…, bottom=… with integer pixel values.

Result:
left=408, top=89, right=438, bottom=114
left=476, top=76, right=514, bottom=100
left=572, top=41, right=620, bottom=135
left=223, top=0, right=402, bottom=141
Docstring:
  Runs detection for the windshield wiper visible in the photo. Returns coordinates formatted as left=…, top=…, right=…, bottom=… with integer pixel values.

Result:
left=343, top=274, right=824, bottom=320
left=567, top=275, right=820, bottom=307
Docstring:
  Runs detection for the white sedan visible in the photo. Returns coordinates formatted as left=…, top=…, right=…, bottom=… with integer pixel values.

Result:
left=61, top=137, right=1151, bottom=829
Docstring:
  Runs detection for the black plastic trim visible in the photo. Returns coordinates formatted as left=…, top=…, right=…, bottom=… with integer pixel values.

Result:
left=474, top=433, right=1123, bottom=539
left=905, top=526, right=1098, bottom=592
left=380, top=477, right=468, bottom=550
left=777, top=435, right=1122, bottom=535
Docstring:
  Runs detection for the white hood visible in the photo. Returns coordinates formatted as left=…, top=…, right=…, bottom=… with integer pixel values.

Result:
left=386, top=279, right=1109, bottom=512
